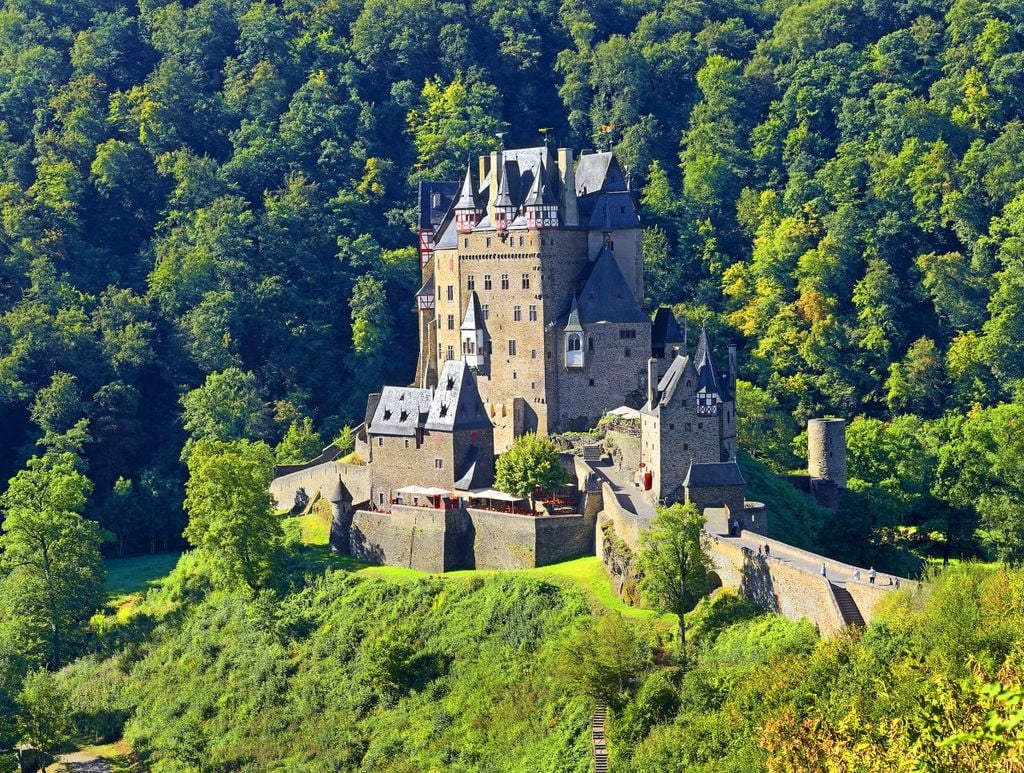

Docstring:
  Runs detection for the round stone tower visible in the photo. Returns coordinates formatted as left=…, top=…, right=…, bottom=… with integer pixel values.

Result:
left=807, top=418, right=847, bottom=489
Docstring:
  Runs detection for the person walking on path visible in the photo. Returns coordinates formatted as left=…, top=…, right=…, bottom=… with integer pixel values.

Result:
left=853, top=568, right=861, bottom=581
left=764, top=544, right=770, bottom=557
left=869, top=567, right=876, bottom=585
left=821, top=562, right=827, bottom=577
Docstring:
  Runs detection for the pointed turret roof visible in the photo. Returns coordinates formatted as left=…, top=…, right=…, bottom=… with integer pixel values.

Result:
left=652, top=308, right=685, bottom=354
left=461, top=291, right=484, bottom=331
left=495, top=166, right=512, bottom=207
left=454, top=160, right=479, bottom=210
left=694, top=324, right=720, bottom=394
left=564, top=295, right=583, bottom=333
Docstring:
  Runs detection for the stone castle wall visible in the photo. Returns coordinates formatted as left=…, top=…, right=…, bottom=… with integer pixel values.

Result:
left=270, top=461, right=369, bottom=512
left=685, top=484, right=746, bottom=522
left=338, top=504, right=595, bottom=572
left=349, top=505, right=468, bottom=573
left=555, top=321, right=650, bottom=431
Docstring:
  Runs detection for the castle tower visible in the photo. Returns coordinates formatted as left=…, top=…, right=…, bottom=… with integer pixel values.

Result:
left=808, top=418, right=847, bottom=489
left=419, top=144, right=647, bottom=446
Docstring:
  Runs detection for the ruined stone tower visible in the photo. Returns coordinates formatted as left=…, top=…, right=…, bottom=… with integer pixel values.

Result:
left=808, top=418, right=847, bottom=489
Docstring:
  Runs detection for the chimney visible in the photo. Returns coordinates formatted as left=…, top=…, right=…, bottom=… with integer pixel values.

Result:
left=647, top=358, right=658, bottom=406
left=557, top=147, right=579, bottom=227
left=478, top=154, right=489, bottom=197
left=728, top=343, right=737, bottom=394
left=488, top=150, right=502, bottom=222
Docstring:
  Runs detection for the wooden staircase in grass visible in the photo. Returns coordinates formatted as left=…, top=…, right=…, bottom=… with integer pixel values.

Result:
left=592, top=703, right=609, bottom=773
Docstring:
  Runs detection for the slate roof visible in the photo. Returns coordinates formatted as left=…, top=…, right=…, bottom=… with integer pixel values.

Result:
left=652, top=307, right=685, bottom=355
left=575, top=152, right=639, bottom=228
left=573, top=246, right=649, bottom=325
left=693, top=325, right=721, bottom=395
left=461, top=291, right=484, bottom=331
left=564, top=295, right=582, bottom=333
left=683, top=461, right=746, bottom=488
left=416, top=273, right=434, bottom=299
left=454, top=161, right=480, bottom=210
left=418, top=181, right=459, bottom=230
left=423, top=360, right=492, bottom=432
left=641, top=353, right=694, bottom=415
left=370, top=386, right=434, bottom=437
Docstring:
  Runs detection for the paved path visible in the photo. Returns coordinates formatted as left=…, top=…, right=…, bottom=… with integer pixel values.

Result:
left=57, top=752, right=115, bottom=772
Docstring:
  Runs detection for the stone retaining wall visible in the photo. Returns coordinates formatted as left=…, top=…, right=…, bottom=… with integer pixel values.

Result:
left=707, top=536, right=845, bottom=635
left=349, top=505, right=467, bottom=573
left=270, top=461, right=369, bottom=512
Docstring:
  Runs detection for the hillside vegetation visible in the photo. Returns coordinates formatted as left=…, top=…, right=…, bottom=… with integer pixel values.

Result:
left=33, top=555, right=1024, bottom=771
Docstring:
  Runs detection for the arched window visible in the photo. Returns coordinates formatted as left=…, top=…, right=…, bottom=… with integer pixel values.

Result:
left=567, top=334, right=582, bottom=351
left=566, top=332, right=584, bottom=368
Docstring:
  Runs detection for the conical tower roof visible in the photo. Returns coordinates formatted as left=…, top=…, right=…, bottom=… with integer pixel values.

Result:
left=564, top=294, right=583, bottom=332
left=694, top=324, right=720, bottom=394
left=461, top=290, right=485, bottom=331
left=454, top=160, right=478, bottom=210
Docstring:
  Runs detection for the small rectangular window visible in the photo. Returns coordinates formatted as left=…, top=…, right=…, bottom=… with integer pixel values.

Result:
left=377, top=437, right=383, bottom=447
left=447, top=285, right=454, bottom=301
left=482, top=304, right=489, bottom=319
left=513, top=305, right=522, bottom=322
left=522, top=273, right=530, bottom=289
left=484, top=274, right=492, bottom=290
left=501, top=273, right=509, bottom=290
left=447, top=314, right=454, bottom=330
left=464, top=238, right=468, bottom=248
left=404, top=439, right=409, bottom=448
left=531, top=349, right=537, bottom=359
left=589, top=379, right=595, bottom=386
left=624, top=347, right=631, bottom=358
left=529, top=305, right=537, bottom=321
left=434, top=458, right=443, bottom=469
left=467, top=275, right=475, bottom=290
left=508, top=339, right=517, bottom=356
left=447, top=345, right=454, bottom=360
left=486, top=237, right=491, bottom=247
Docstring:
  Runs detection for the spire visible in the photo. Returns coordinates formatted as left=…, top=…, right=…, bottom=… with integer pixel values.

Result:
left=496, top=167, right=512, bottom=207
left=461, top=290, right=484, bottom=331
left=454, top=160, right=478, bottom=210
left=694, top=323, right=709, bottom=365
left=565, top=294, right=583, bottom=332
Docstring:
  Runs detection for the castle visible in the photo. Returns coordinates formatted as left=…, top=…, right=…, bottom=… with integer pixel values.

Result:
left=271, top=143, right=759, bottom=571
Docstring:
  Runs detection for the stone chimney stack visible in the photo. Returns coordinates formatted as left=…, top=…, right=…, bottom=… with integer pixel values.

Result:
left=478, top=154, right=489, bottom=197
left=488, top=150, right=502, bottom=221
left=728, top=343, right=738, bottom=394
left=557, top=147, right=579, bottom=227
left=647, top=358, right=658, bottom=406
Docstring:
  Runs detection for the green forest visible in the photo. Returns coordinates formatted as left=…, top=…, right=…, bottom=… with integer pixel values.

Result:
left=4, top=0, right=1024, bottom=767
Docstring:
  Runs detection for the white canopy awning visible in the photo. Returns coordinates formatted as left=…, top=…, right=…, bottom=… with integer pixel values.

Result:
left=607, top=406, right=641, bottom=419
left=395, top=485, right=449, bottom=497
left=457, top=487, right=526, bottom=503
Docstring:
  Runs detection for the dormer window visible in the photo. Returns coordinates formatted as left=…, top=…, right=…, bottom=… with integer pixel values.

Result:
left=446, top=377, right=455, bottom=390
left=399, top=410, right=408, bottom=422
left=383, top=409, right=392, bottom=421
left=439, top=403, right=448, bottom=417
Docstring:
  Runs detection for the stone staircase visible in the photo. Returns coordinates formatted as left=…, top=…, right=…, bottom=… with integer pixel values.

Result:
left=592, top=703, right=608, bottom=773
left=829, top=582, right=866, bottom=627
left=582, top=444, right=603, bottom=462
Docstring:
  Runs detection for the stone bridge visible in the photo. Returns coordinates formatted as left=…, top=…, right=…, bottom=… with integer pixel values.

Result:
left=589, top=458, right=909, bottom=634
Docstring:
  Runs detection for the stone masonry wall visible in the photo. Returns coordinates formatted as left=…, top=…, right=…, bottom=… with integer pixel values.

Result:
left=468, top=508, right=537, bottom=569
left=536, top=512, right=596, bottom=566
left=685, top=484, right=746, bottom=522
left=349, top=505, right=468, bottom=573
left=707, top=536, right=846, bottom=635
left=556, top=322, right=650, bottom=430
left=270, top=461, right=369, bottom=512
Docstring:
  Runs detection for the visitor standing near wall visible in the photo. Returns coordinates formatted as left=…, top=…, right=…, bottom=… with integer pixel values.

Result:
left=869, top=567, right=876, bottom=584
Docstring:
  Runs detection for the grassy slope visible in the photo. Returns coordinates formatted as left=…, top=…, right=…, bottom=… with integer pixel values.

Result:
left=104, top=552, right=182, bottom=599
left=738, top=451, right=827, bottom=551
